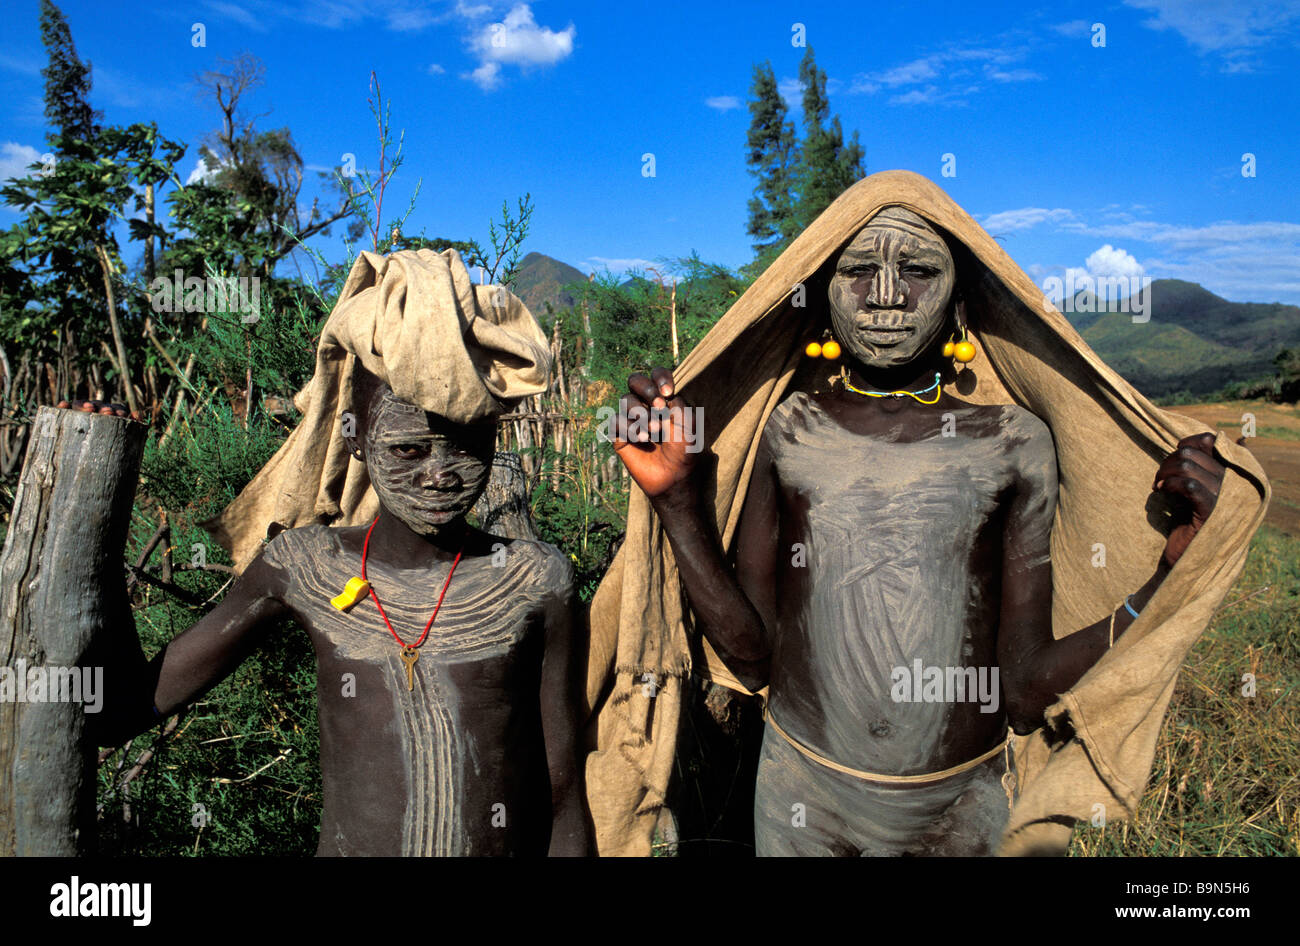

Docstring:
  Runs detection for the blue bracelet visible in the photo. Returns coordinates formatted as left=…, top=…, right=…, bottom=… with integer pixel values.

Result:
left=1123, top=595, right=1141, bottom=620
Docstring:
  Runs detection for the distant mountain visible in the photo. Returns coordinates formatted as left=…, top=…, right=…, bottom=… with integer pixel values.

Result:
left=1065, top=279, right=1300, bottom=397
left=511, top=252, right=587, bottom=318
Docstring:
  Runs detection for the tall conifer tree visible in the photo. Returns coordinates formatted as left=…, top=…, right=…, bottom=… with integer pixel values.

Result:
left=33, top=0, right=110, bottom=358
left=793, top=47, right=864, bottom=231
left=744, top=62, right=798, bottom=256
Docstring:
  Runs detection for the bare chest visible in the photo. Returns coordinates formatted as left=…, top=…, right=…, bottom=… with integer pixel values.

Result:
left=768, top=401, right=1019, bottom=536
left=284, top=553, right=550, bottom=684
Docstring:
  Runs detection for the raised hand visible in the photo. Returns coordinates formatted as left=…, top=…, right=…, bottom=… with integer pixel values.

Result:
left=612, top=367, right=699, bottom=500
left=1154, top=432, right=1225, bottom=568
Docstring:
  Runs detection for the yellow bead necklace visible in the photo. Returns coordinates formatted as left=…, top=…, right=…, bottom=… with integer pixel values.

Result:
left=838, top=368, right=942, bottom=405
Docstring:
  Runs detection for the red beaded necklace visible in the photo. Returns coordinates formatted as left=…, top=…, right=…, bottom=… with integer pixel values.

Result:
left=361, top=515, right=464, bottom=691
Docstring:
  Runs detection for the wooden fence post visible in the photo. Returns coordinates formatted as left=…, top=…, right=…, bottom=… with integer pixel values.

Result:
left=472, top=451, right=538, bottom=541
left=0, top=406, right=145, bottom=856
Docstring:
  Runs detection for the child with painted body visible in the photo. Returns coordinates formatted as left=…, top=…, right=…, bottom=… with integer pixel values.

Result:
left=613, top=208, right=1225, bottom=855
left=83, top=248, right=585, bottom=855
left=84, top=363, right=589, bottom=856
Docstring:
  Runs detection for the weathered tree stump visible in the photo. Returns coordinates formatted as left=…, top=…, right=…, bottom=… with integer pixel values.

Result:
left=0, top=406, right=145, bottom=856
left=472, top=451, right=539, bottom=541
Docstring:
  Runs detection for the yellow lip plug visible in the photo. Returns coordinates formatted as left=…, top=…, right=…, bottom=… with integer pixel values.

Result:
left=331, top=577, right=371, bottom=611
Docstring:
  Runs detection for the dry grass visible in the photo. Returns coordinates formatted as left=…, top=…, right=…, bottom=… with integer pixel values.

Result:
left=1070, top=525, right=1300, bottom=856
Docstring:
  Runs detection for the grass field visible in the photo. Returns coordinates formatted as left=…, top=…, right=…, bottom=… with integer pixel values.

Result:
left=1068, top=401, right=1300, bottom=856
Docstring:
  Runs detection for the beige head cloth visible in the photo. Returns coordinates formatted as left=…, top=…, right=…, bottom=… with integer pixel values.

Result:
left=583, top=170, right=1269, bottom=856
left=204, top=247, right=551, bottom=570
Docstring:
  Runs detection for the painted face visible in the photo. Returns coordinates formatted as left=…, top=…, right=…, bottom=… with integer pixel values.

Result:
left=827, top=207, right=956, bottom=369
left=363, top=389, right=494, bottom=536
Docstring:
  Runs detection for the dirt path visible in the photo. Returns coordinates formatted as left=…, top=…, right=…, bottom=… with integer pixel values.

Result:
left=1165, top=400, right=1300, bottom=536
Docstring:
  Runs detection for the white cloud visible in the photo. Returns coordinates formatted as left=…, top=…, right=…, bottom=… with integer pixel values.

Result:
left=981, top=207, right=1076, bottom=232
left=1140, top=250, right=1300, bottom=299
left=463, top=3, right=576, bottom=90
left=467, top=61, right=502, bottom=90
left=0, top=53, right=42, bottom=76
left=985, top=209, right=1300, bottom=265
left=987, top=68, right=1043, bottom=82
left=1049, top=20, right=1092, bottom=37
left=383, top=4, right=441, bottom=31
left=1030, top=214, right=1300, bottom=303
left=213, top=0, right=435, bottom=31
left=185, top=153, right=226, bottom=185
left=1098, top=203, right=1152, bottom=221
left=193, top=0, right=492, bottom=33
left=203, top=1, right=269, bottom=31
left=848, top=40, right=1041, bottom=105
left=1065, top=218, right=1300, bottom=248
left=705, top=95, right=741, bottom=111
left=1056, top=247, right=1146, bottom=302
left=1124, top=0, right=1300, bottom=52
left=1072, top=218, right=1300, bottom=302
left=1084, top=244, right=1146, bottom=279
left=428, top=63, right=446, bottom=75
left=891, top=86, right=943, bottom=105
left=874, top=58, right=940, bottom=87
left=479, top=5, right=575, bottom=63
left=0, top=142, right=42, bottom=186
left=288, top=1, right=366, bottom=29
left=585, top=256, right=658, bottom=275
left=948, top=46, right=1024, bottom=65
left=455, top=0, right=493, bottom=18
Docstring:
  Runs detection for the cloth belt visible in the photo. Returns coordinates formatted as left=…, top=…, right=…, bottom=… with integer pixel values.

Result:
left=764, top=705, right=1010, bottom=786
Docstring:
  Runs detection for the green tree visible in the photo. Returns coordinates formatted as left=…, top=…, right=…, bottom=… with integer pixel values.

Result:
left=742, top=48, right=864, bottom=277
left=21, top=0, right=109, bottom=378
left=792, top=46, right=864, bottom=231
left=1275, top=347, right=1300, bottom=402
left=39, top=0, right=98, bottom=155
left=744, top=62, right=798, bottom=257
left=188, top=53, right=355, bottom=284
left=2, top=3, right=187, bottom=414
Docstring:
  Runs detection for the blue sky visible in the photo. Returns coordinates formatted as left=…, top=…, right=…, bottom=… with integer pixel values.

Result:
left=3, top=0, right=1299, bottom=303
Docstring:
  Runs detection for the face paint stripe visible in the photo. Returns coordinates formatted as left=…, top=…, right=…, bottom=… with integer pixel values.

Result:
left=831, top=211, right=956, bottom=367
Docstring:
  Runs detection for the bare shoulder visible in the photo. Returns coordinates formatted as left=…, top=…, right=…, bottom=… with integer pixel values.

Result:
left=765, top=388, right=815, bottom=434
left=244, top=523, right=341, bottom=598
left=994, top=405, right=1054, bottom=452
left=497, top=536, right=576, bottom=598
left=994, top=405, right=1058, bottom=490
left=257, top=523, right=347, bottom=572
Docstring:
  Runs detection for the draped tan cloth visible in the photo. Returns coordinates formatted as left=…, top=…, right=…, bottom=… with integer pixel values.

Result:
left=583, top=170, right=1270, bottom=856
left=204, top=247, right=551, bottom=571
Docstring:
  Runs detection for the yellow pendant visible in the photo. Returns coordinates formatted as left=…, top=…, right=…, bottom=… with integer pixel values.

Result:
left=331, top=576, right=371, bottom=611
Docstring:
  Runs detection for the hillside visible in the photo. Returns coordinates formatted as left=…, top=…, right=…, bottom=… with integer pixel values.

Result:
left=512, top=252, right=587, bottom=318
left=1139, top=279, right=1300, bottom=354
left=1067, top=279, right=1300, bottom=397
left=1080, top=310, right=1270, bottom=396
